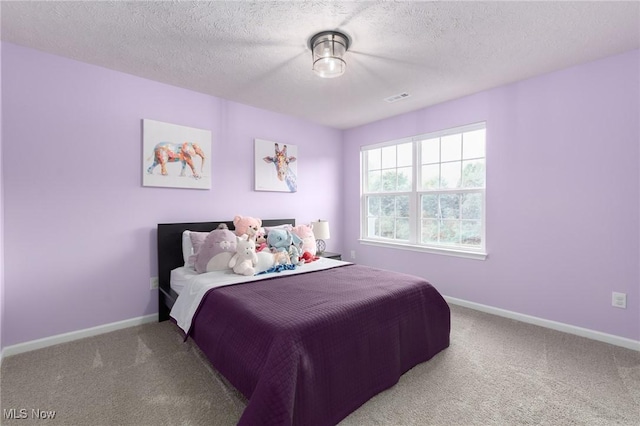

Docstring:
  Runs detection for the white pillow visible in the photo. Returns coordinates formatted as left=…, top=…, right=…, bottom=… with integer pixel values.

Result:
left=263, top=224, right=293, bottom=233
left=182, top=231, right=193, bottom=266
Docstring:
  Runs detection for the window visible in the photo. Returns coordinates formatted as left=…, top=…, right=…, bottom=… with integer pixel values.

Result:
left=361, top=122, right=486, bottom=259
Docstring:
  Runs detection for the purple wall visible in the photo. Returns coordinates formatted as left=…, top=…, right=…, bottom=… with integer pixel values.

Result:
left=1, top=39, right=4, bottom=353
left=2, top=42, right=638, bottom=347
left=343, top=50, right=640, bottom=341
left=1, top=43, right=342, bottom=346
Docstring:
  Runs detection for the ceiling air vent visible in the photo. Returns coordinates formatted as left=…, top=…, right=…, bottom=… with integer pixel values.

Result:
left=384, top=92, right=411, bottom=103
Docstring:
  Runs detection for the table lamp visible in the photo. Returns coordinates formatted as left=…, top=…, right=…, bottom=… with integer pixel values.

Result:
left=312, top=220, right=330, bottom=254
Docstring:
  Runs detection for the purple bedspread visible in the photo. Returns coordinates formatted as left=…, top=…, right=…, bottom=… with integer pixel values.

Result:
left=189, top=264, right=450, bottom=426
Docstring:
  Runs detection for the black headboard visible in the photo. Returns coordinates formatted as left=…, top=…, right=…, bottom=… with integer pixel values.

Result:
left=156, top=219, right=295, bottom=321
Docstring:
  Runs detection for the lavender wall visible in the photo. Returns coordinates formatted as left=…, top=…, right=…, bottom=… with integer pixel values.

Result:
left=1, top=39, right=4, bottom=353
left=343, top=50, right=640, bottom=341
left=1, top=43, right=342, bottom=346
left=2, top=41, right=638, bottom=347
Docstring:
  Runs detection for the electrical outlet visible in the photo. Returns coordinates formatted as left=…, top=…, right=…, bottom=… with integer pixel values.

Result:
left=612, top=292, right=626, bottom=309
left=150, top=277, right=159, bottom=290
left=350, top=250, right=356, bottom=260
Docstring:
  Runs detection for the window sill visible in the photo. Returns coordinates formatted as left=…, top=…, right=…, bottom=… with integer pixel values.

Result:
left=358, top=239, right=487, bottom=260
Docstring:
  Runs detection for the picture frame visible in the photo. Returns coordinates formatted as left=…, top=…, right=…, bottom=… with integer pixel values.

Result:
left=142, top=119, right=212, bottom=189
left=254, top=139, right=298, bottom=193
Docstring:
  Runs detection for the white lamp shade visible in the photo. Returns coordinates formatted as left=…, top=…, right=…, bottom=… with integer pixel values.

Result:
left=312, top=221, right=330, bottom=240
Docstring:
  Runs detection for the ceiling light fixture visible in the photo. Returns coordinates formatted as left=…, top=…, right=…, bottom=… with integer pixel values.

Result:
left=309, top=30, right=350, bottom=78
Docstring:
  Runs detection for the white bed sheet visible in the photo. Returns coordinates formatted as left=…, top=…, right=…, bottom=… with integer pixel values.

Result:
left=170, top=257, right=351, bottom=334
left=170, top=266, right=198, bottom=295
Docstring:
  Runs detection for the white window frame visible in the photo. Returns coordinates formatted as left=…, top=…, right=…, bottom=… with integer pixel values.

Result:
left=359, top=122, right=487, bottom=260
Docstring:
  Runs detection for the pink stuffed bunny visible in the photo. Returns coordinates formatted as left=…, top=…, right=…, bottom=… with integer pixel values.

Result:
left=291, top=224, right=317, bottom=256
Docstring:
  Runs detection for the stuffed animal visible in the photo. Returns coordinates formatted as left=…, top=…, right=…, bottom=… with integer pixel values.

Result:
left=233, top=215, right=262, bottom=239
left=300, top=251, right=319, bottom=263
left=255, top=250, right=276, bottom=273
left=272, top=251, right=291, bottom=266
left=193, top=224, right=237, bottom=273
left=255, top=227, right=268, bottom=252
left=291, top=224, right=317, bottom=256
left=266, top=228, right=290, bottom=252
left=266, top=228, right=304, bottom=266
left=229, top=235, right=258, bottom=276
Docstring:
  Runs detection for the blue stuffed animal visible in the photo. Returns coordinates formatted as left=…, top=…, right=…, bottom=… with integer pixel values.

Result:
left=266, top=228, right=304, bottom=266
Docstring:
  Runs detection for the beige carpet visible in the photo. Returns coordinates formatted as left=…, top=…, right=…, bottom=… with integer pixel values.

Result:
left=1, top=304, right=638, bottom=425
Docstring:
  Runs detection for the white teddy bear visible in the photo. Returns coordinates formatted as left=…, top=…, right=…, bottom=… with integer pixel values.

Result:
left=228, top=235, right=258, bottom=276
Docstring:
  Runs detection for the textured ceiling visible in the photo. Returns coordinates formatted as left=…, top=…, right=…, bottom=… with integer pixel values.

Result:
left=2, top=1, right=639, bottom=129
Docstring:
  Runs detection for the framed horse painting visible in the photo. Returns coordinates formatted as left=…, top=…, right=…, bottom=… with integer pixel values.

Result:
left=254, top=139, right=298, bottom=193
left=142, top=119, right=212, bottom=190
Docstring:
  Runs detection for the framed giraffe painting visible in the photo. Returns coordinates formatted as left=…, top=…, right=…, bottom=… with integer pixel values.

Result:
left=254, top=139, right=298, bottom=193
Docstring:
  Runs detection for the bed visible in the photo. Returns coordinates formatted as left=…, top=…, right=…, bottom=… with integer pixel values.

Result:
left=157, top=219, right=450, bottom=426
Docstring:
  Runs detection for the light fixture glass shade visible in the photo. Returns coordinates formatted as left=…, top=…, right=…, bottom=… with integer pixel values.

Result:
left=310, top=31, right=349, bottom=78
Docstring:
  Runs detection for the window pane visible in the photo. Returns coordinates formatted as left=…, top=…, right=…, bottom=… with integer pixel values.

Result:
left=421, top=194, right=438, bottom=218
left=367, top=170, right=381, bottom=192
left=461, top=193, right=482, bottom=220
left=397, top=143, right=412, bottom=167
left=439, top=220, right=460, bottom=244
left=396, top=218, right=410, bottom=240
left=396, top=196, right=410, bottom=217
left=421, top=219, right=438, bottom=243
left=421, top=164, right=439, bottom=189
left=397, top=167, right=412, bottom=191
left=461, top=220, right=481, bottom=246
left=367, top=217, right=379, bottom=237
left=440, top=194, right=460, bottom=219
left=421, top=138, right=439, bottom=164
left=381, top=196, right=395, bottom=216
left=462, top=160, right=485, bottom=188
left=381, top=146, right=396, bottom=169
left=368, top=196, right=381, bottom=217
left=367, top=149, right=381, bottom=170
left=441, top=134, right=462, bottom=162
left=441, top=161, right=461, bottom=188
left=382, top=170, right=397, bottom=191
left=463, top=129, right=485, bottom=160
left=380, top=217, right=394, bottom=238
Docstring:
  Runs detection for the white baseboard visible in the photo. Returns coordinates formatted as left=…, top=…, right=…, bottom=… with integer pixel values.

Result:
left=3, top=300, right=638, bottom=357
left=444, top=296, right=640, bottom=351
left=2, top=314, right=158, bottom=358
